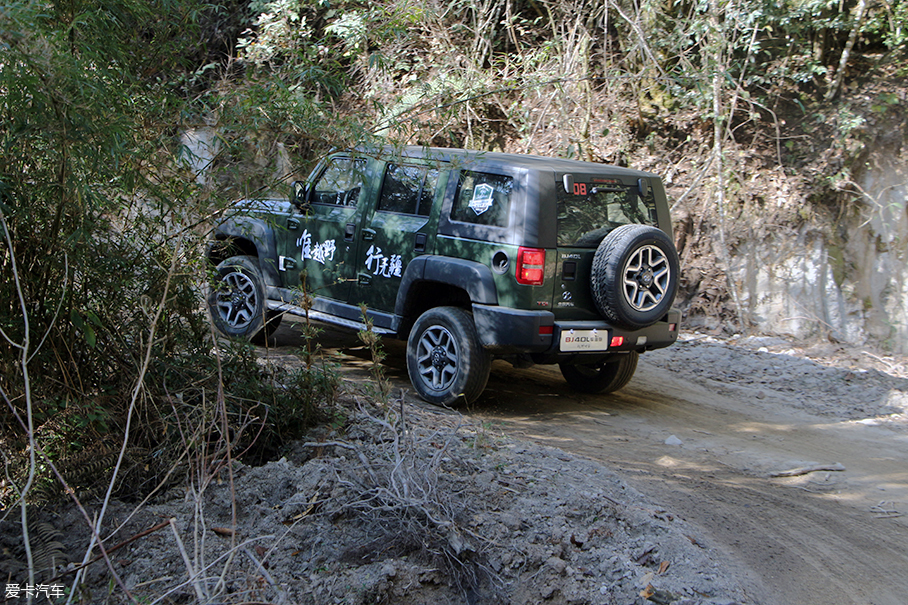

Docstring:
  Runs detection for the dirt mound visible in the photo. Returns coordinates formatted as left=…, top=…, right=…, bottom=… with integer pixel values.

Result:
left=2, top=395, right=748, bottom=604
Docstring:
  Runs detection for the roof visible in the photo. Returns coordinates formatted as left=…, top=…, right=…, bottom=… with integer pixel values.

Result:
left=354, top=145, right=655, bottom=178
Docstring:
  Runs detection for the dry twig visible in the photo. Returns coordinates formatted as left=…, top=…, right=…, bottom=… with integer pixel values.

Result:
left=769, top=463, right=846, bottom=478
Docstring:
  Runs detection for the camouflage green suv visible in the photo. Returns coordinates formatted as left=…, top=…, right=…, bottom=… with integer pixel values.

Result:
left=208, top=147, right=680, bottom=406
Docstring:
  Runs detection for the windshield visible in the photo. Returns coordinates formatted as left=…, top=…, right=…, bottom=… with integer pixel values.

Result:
left=557, top=184, right=658, bottom=247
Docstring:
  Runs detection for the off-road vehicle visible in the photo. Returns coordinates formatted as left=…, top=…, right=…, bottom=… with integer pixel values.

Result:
left=207, top=147, right=680, bottom=405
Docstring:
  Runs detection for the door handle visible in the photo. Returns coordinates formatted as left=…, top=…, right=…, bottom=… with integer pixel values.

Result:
left=362, top=228, right=376, bottom=241
left=287, top=218, right=300, bottom=230
left=344, top=223, right=356, bottom=242
left=414, top=233, right=427, bottom=252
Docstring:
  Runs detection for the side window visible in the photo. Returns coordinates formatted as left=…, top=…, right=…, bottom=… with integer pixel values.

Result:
left=450, top=171, right=513, bottom=228
left=312, top=158, right=367, bottom=206
left=377, top=164, right=438, bottom=216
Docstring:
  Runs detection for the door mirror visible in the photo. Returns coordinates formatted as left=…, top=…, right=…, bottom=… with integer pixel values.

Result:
left=290, top=180, right=310, bottom=209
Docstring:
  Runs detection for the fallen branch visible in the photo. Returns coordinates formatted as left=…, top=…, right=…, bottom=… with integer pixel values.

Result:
left=242, top=546, right=289, bottom=605
left=769, top=463, right=846, bottom=478
left=51, top=520, right=170, bottom=582
left=870, top=501, right=904, bottom=519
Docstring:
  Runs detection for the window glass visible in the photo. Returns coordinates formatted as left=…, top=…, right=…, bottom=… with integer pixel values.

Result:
left=451, top=171, right=513, bottom=227
left=557, top=184, right=658, bottom=247
left=312, top=158, right=367, bottom=206
left=377, top=164, right=438, bottom=216
left=418, top=169, right=439, bottom=216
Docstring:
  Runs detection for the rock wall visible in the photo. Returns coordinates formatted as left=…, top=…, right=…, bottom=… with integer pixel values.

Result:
left=730, top=148, right=908, bottom=353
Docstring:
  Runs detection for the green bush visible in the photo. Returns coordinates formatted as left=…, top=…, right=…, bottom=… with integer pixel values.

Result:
left=0, top=0, right=341, bottom=509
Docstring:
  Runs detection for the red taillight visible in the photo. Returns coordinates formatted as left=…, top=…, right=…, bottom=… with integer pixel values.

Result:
left=610, top=336, right=625, bottom=348
left=539, top=325, right=553, bottom=336
left=516, top=247, right=546, bottom=285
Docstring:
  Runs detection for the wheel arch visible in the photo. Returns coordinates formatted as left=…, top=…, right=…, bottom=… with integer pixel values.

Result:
left=395, top=256, right=498, bottom=337
left=209, top=235, right=259, bottom=266
left=209, top=219, right=281, bottom=287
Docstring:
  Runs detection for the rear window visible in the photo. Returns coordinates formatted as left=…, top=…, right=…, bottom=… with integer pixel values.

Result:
left=450, top=171, right=513, bottom=228
left=557, top=183, right=658, bottom=247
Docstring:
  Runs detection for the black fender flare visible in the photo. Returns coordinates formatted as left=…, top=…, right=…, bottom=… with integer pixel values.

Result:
left=395, top=256, right=498, bottom=316
left=211, top=217, right=281, bottom=287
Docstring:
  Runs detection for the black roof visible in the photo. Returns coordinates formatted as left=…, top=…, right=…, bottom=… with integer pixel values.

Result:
left=356, top=145, right=655, bottom=178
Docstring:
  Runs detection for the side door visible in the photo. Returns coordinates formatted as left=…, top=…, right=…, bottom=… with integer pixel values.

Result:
left=278, top=156, right=373, bottom=301
left=350, top=162, right=442, bottom=314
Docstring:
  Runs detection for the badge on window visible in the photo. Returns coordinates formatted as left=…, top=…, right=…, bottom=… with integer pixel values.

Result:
left=468, top=183, right=494, bottom=215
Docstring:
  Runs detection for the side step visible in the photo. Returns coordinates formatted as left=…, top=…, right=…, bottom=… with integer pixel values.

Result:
left=266, top=300, right=396, bottom=335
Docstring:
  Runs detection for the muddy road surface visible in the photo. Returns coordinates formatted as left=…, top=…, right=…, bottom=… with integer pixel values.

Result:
left=276, top=320, right=908, bottom=605
left=475, top=354, right=908, bottom=605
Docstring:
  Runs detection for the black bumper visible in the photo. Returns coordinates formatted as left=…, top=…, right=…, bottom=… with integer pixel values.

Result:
left=472, top=304, right=680, bottom=356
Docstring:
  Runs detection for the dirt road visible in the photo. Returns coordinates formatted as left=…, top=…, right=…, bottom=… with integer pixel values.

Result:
left=307, top=323, right=908, bottom=605
left=8, top=322, right=903, bottom=604
left=475, top=354, right=908, bottom=605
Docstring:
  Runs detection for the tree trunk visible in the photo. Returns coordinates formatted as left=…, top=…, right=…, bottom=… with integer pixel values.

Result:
left=826, top=0, right=868, bottom=101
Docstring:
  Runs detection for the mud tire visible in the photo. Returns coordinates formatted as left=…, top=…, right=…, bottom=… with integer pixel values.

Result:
left=559, top=352, right=639, bottom=394
left=208, top=255, right=281, bottom=344
left=406, top=307, right=491, bottom=406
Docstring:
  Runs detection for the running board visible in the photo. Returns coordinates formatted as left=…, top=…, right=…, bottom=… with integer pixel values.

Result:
left=266, top=300, right=396, bottom=335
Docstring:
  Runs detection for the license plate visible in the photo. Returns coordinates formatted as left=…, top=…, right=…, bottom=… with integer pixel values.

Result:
left=560, top=329, right=609, bottom=352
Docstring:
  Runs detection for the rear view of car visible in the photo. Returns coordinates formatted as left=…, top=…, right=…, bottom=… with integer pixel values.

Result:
left=207, top=147, right=680, bottom=405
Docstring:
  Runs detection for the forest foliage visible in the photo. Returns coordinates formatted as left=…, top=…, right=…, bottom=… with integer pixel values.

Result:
left=1, top=0, right=906, bottom=507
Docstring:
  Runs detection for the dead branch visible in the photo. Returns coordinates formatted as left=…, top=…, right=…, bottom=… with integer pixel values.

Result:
left=50, top=521, right=170, bottom=582
left=769, top=463, right=846, bottom=478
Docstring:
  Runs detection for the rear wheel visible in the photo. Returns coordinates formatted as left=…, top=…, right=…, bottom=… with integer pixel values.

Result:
left=407, top=307, right=491, bottom=406
left=559, top=352, right=638, bottom=394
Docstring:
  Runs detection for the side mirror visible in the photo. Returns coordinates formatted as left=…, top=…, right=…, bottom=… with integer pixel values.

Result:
left=290, top=180, right=310, bottom=209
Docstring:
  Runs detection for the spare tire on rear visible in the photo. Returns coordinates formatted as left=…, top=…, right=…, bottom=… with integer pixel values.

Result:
left=590, top=224, right=679, bottom=330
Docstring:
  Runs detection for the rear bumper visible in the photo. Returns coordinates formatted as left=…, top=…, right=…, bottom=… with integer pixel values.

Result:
left=472, top=304, right=680, bottom=357
left=472, top=304, right=555, bottom=352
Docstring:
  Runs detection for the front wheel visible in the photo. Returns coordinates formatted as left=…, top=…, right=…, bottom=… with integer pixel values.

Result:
left=559, top=352, right=639, bottom=394
left=406, top=307, right=491, bottom=406
left=208, top=255, right=282, bottom=344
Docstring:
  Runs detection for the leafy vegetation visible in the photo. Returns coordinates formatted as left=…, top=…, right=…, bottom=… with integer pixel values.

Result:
left=0, top=0, right=345, bottom=514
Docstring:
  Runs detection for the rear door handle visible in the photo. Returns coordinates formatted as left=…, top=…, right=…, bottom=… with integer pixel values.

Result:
left=362, top=228, right=376, bottom=241
left=344, top=223, right=356, bottom=242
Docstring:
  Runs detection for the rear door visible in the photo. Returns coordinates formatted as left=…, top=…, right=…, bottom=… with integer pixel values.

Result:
left=552, top=174, right=660, bottom=321
left=350, top=162, right=442, bottom=313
